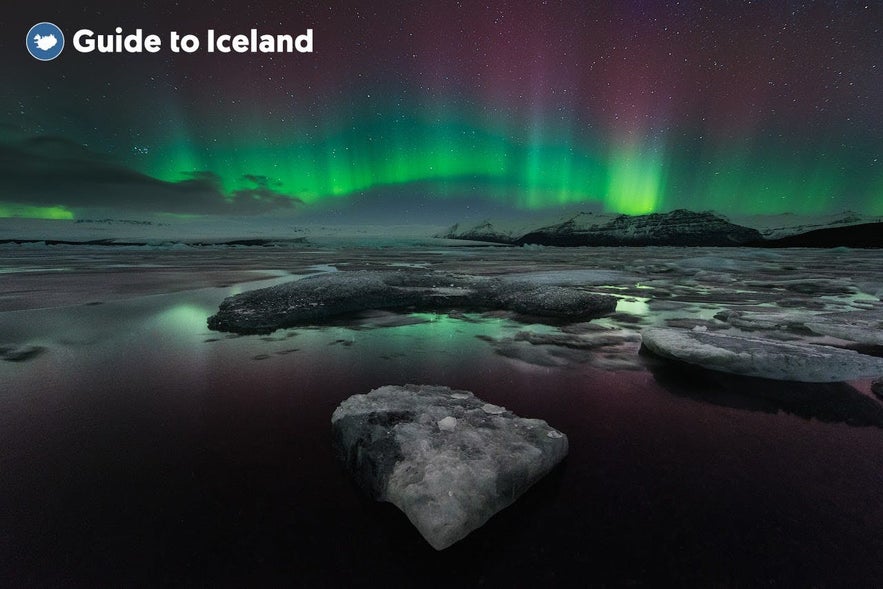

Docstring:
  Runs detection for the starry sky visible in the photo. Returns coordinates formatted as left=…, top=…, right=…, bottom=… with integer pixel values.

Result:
left=1, top=0, right=881, bottom=222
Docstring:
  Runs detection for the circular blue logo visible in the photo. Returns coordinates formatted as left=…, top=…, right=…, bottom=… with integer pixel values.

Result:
left=26, top=22, right=65, bottom=61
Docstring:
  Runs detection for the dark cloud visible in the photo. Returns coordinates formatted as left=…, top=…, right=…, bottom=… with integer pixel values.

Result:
left=0, top=136, right=301, bottom=215
left=240, top=174, right=283, bottom=188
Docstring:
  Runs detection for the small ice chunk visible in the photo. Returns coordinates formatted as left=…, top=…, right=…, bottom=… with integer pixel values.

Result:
left=547, top=430, right=564, bottom=439
left=481, top=403, right=505, bottom=415
left=437, top=416, right=457, bottom=431
left=450, top=392, right=471, bottom=399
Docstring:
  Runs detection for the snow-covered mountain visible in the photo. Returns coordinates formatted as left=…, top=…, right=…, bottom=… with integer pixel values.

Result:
left=436, top=220, right=535, bottom=244
left=761, top=221, right=883, bottom=248
left=441, top=209, right=763, bottom=247
left=733, top=211, right=883, bottom=239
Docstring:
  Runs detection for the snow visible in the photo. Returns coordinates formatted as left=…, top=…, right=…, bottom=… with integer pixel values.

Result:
left=733, top=210, right=883, bottom=239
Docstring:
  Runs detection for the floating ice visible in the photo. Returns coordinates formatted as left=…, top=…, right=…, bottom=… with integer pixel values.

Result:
left=805, top=322, right=883, bottom=346
left=208, top=270, right=616, bottom=334
left=331, top=385, right=568, bottom=550
left=804, top=310, right=883, bottom=346
left=641, top=327, right=883, bottom=382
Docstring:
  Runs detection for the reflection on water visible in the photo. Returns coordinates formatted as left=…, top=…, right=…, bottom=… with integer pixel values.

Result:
left=649, top=358, right=883, bottom=428
left=152, top=303, right=218, bottom=343
left=1, top=245, right=882, bottom=586
left=614, top=296, right=650, bottom=316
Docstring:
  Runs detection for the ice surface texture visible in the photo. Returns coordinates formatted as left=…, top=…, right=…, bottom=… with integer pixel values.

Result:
left=208, top=270, right=616, bottom=334
left=331, top=384, right=568, bottom=550
left=641, top=327, right=883, bottom=382
left=804, top=310, right=883, bottom=346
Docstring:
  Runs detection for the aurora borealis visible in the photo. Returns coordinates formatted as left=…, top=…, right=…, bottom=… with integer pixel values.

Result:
left=2, top=0, right=881, bottom=221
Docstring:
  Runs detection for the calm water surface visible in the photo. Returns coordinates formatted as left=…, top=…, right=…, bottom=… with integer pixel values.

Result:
left=1, top=245, right=881, bottom=586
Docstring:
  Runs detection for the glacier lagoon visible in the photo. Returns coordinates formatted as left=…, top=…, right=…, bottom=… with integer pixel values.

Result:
left=1, top=243, right=882, bottom=585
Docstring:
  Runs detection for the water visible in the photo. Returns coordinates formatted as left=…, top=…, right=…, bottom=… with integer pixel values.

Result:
left=1, top=244, right=881, bottom=586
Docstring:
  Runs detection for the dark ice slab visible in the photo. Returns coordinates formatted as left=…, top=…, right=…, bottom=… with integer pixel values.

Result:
left=207, top=270, right=616, bottom=334
left=331, top=384, right=568, bottom=550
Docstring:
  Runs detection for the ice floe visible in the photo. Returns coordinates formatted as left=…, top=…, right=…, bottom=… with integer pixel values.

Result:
left=331, top=384, right=567, bottom=550
left=641, top=327, right=883, bottom=382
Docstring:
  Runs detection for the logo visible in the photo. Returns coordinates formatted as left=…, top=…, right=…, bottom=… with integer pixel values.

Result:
left=26, top=22, right=65, bottom=61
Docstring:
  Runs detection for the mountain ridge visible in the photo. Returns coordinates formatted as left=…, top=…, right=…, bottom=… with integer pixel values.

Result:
left=439, top=209, right=883, bottom=248
left=440, top=209, right=763, bottom=247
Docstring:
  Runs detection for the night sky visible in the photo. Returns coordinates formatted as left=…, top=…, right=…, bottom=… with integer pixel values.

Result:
left=2, top=0, right=881, bottom=222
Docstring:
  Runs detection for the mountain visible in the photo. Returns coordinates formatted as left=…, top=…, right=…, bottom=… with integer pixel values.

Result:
left=761, top=222, right=883, bottom=248
left=518, top=210, right=763, bottom=246
left=441, top=209, right=762, bottom=247
left=735, top=211, right=883, bottom=240
left=437, top=220, right=520, bottom=244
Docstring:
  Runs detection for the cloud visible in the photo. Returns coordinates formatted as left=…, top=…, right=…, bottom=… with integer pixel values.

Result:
left=0, top=136, right=301, bottom=215
left=240, top=174, right=283, bottom=188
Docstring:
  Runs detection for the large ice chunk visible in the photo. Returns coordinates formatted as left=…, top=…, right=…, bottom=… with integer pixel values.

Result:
left=331, top=384, right=568, bottom=550
left=208, top=270, right=616, bottom=334
left=641, top=327, right=883, bottom=382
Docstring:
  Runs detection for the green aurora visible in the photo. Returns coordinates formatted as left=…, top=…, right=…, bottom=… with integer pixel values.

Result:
left=3, top=1, right=881, bottom=220
left=137, top=107, right=882, bottom=217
